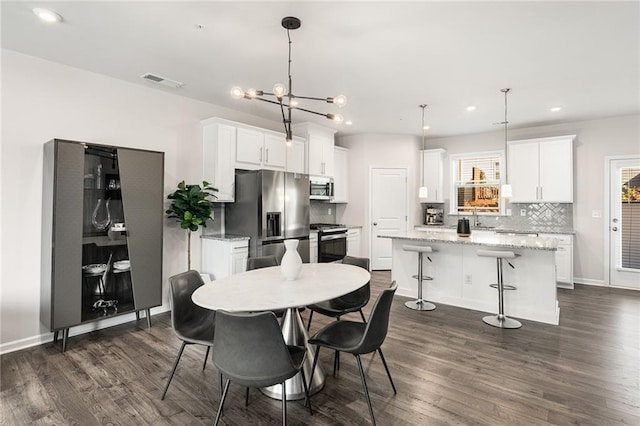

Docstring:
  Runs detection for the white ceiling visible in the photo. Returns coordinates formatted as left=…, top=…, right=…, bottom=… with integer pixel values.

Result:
left=2, top=1, right=638, bottom=138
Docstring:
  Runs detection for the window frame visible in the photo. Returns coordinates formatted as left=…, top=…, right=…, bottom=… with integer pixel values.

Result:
left=449, top=150, right=506, bottom=216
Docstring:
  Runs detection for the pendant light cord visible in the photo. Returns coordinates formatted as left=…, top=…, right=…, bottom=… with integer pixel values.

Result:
left=420, top=104, right=427, bottom=187
left=502, top=88, right=510, bottom=185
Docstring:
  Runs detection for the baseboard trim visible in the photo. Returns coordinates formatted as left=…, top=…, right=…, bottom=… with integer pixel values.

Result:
left=0, top=304, right=170, bottom=355
left=573, top=277, right=606, bottom=287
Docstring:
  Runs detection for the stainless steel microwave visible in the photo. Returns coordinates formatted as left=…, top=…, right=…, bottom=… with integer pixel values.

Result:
left=310, top=176, right=334, bottom=200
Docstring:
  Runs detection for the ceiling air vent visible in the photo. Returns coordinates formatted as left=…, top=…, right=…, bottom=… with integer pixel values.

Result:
left=140, top=73, right=184, bottom=89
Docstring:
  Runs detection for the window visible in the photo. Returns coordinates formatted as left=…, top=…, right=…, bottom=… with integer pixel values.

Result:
left=451, top=151, right=504, bottom=214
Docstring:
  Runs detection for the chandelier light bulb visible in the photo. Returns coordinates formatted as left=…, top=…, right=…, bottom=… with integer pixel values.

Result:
left=290, top=99, right=299, bottom=107
left=273, top=83, right=286, bottom=98
left=332, top=95, right=348, bottom=108
left=246, top=88, right=258, bottom=98
left=327, top=113, right=344, bottom=122
left=230, top=86, right=244, bottom=99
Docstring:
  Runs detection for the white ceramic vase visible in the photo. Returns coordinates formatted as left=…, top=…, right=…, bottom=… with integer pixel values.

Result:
left=281, top=239, right=302, bottom=280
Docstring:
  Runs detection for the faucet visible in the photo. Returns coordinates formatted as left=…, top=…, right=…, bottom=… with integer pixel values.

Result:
left=473, top=208, right=481, bottom=227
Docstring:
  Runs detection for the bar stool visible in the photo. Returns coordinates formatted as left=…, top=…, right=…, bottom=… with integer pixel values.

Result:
left=402, top=245, right=436, bottom=311
left=477, top=249, right=521, bottom=329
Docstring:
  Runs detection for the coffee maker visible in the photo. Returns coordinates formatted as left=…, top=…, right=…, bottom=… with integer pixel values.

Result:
left=425, top=207, right=444, bottom=225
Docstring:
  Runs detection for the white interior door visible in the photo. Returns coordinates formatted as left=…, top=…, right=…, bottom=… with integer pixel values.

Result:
left=608, top=157, right=640, bottom=289
left=370, top=168, right=407, bottom=270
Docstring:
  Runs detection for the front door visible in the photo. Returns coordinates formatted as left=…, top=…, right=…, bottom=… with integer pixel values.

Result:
left=608, top=157, right=640, bottom=289
left=370, top=168, right=407, bottom=270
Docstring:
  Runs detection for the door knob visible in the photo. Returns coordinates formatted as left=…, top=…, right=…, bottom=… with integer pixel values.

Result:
left=373, top=222, right=378, bottom=226
left=612, top=227, right=618, bottom=231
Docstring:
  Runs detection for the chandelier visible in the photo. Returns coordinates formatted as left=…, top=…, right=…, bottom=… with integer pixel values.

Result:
left=230, top=16, right=347, bottom=145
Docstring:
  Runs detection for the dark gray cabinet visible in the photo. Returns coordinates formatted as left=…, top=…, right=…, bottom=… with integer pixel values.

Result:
left=41, top=139, right=164, bottom=351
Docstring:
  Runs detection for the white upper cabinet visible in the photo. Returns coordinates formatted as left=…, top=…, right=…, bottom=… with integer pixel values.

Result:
left=236, top=128, right=286, bottom=171
left=286, top=138, right=306, bottom=174
left=332, top=146, right=349, bottom=203
left=508, top=135, right=575, bottom=203
left=263, top=133, right=287, bottom=169
left=421, top=149, right=446, bottom=203
left=292, top=122, right=336, bottom=177
left=202, top=119, right=236, bottom=202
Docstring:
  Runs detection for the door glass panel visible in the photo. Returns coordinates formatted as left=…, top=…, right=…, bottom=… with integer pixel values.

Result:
left=620, top=167, right=640, bottom=270
left=81, top=145, right=134, bottom=321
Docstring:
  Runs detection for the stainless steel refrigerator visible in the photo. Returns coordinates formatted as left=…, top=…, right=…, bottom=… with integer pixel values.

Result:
left=225, top=170, right=310, bottom=262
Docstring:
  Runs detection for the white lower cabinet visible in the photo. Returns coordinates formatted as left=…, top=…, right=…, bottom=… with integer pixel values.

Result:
left=201, top=237, right=249, bottom=280
left=310, top=232, right=318, bottom=263
left=540, top=233, right=574, bottom=288
left=347, top=228, right=361, bottom=257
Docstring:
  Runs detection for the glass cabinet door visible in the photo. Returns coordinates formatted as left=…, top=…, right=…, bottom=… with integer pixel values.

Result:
left=81, top=144, right=134, bottom=321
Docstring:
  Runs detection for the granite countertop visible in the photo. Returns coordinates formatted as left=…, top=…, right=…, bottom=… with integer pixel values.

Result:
left=380, top=230, right=559, bottom=251
left=201, top=233, right=250, bottom=242
left=414, top=224, right=575, bottom=235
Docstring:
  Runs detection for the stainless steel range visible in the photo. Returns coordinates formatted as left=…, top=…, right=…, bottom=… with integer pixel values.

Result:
left=310, top=223, right=348, bottom=263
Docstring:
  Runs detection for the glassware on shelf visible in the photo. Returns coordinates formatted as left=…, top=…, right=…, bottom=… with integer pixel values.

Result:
left=91, top=198, right=111, bottom=231
left=96, top=164, right=103, bottom=189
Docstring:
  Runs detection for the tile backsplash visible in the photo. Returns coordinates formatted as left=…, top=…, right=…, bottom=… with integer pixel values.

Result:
left=310, top=201, right=336, bottom=224
left=440, top=202, right=573, bottom=230
left=508, top=203, right=573, bottom=229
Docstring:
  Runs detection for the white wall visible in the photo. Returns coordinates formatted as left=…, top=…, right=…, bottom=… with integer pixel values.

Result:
left=0, top=49, right=282, bottom=352
left=338, top=114, right=640, bottom=285
left=335, top=134, right=423, bottom=258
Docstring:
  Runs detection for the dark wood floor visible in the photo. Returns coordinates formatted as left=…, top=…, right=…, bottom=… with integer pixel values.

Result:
left=2, top=271, right=639, bottom=425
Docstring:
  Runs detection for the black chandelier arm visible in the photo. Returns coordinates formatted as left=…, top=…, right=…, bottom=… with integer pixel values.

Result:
left=251, top=97, right=287, bottom=107
left=289, top=105, right=332, bottom=118
left=291, top=95, right=336, bottom=103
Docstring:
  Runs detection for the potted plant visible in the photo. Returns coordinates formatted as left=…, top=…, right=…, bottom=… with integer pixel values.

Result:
left=166, top=180, right=218, bottom=270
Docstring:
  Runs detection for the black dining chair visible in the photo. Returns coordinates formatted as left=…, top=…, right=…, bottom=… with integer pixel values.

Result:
left=161, top=270, right=215, bottom=400
left=308, top=281, right=398, bottom=426
left=246, top=255, right=279, bottom=271
left=213, top=310, right=312, bottom=425
left=246, top=255, right=288, bottom=318
left=306, top=256, right=371, bottom=331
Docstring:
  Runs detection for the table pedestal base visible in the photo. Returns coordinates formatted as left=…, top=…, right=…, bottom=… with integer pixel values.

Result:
left=261, top=308, right=324, bottom=400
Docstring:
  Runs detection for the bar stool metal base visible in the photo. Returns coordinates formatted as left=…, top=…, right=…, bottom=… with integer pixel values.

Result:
left=404, top=299, right=436, bottom=311
left=483, top=314, right=522, bottom=329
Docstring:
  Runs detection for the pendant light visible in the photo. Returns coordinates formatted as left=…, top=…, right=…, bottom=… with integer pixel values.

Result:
left=418, top=104, right=429, bottom=200
left=499, top=88, right=513, bottom=199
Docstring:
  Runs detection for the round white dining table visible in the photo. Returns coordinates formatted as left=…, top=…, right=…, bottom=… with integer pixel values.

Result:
left=192, top=262, right=371, bottom=401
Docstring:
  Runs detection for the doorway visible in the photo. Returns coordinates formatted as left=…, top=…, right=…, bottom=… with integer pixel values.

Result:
left=370, top=167, right=407, bottom=270
left=607, top=156, right=640, bottom=289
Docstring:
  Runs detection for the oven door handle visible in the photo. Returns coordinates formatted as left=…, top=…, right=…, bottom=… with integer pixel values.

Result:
left=321, top=233, right=347, bottom=241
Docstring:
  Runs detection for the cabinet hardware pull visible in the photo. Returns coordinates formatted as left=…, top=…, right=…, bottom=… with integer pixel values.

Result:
left=266, top=148, right=269, bottom=163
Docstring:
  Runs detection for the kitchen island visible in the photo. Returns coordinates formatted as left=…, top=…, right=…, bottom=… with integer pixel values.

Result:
left=378, top=231, right=560, bottom=325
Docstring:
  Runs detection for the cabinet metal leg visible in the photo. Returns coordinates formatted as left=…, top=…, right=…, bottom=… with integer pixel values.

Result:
left=61, top=328, right=69, bottom=352
left=145, top=308, right=151, bottom=328
left=135, top=311, right=140, bottom=321
left=53, top=330, right=59, bottom=344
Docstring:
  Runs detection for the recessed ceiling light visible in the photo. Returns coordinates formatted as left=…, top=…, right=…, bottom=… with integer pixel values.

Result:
left=550, top=106, right=562, bottom=112
left=32, top=8, right=63, bottom=23
left=423, top=125, right=430, bottom=130
left=345, top=120, right=353, bottom=126
left=466, top=105, right=476, bottom=111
